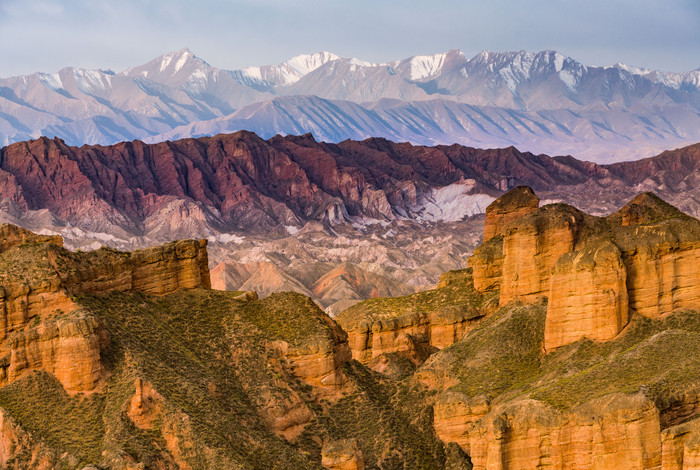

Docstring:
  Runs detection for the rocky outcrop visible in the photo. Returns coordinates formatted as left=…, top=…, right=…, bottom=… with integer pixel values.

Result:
left=0, top=225, right=210, bottom=395
left=499, top=204, right=585, bottom=305
left=436, top=393, right=669, bottom=470
left=545, top=240, right=629, bottom=350
left=0, top=225, right=63, bottom=252
left=661, top=417, right=700, bottom=470
left=462, top=394, right=663, bottom=470
left=468, top=237, right=504, bottom=293
left=483, top=186, right=539, bottom=242
left=4, top=313, right=107, bottom=394
left=337, top=269, right=488, bottom=365
left=278, top=319, right=353, bottom=395
left=433, top=392, right=491, bottom=452
left=468, top=187, right=700, bottom=350
left=321, top=439, right=364, bottom=470
left=342, top=307, right=482, bottom=365
left=0, top=407, right=59, bottom=469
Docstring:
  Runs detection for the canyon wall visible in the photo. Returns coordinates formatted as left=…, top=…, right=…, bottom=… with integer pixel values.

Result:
left=469, top=188, right=700, bottom=350
left=434, top=391, right=700, bottom=470
left=0, top=224, right=210, bottom=394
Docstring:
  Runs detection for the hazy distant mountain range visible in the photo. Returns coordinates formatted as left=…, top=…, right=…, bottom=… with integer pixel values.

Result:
left=1, top=48, right=699, bottom=162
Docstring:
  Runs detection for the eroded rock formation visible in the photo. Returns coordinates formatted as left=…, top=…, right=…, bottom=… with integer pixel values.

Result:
left=0, top=224, right=210, bottom=394
left=482, top=185, right=539, bottom=242
left=468, top=187, right=700, bottom=350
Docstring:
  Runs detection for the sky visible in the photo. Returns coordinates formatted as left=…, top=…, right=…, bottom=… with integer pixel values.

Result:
left=0, top=0, right=698, bottom=77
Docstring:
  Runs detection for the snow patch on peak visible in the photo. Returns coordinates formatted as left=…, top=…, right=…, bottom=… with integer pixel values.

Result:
left=611, top=62, right=651, bottom=75
left=285, top=51, right=340, bottom=76
left=241, top=66, right=262, bottom=81
left=552, top=52, right=565, bottom=72
left=38, top=73, right=63, bottom=92
left=174, top=50, right=193, bottom=73
left=474, top=50, right=491, bottom=62
left=348, top=57, right=375, bottom=67
left=159, top=54, right=173, bottom=72
left=73, top=68, right=112, bottom=94
left=408, top=52, right=448, bottom=80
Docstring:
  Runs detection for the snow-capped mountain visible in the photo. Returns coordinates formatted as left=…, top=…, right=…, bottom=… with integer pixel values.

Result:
left=1, top=48, right=698, bottom=161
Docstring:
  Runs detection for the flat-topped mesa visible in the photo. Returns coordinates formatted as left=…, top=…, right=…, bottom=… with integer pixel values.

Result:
left=482, top=186, right=540, bottom=242
left=0, top=224, right=211, bottom=394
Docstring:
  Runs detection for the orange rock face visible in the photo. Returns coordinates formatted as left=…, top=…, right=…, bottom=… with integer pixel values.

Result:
left=343, top=308, right=481, bottom=365
left=545, top=240, right=629, bottom=350
left=321, top=439, right=365, bottom=470
left=483, top=186, right=539, bottom=242
left=0, top=224, right=211, bottom=395
left=469, top=187, right=700, bottom=351
left=440, top=394, right=665, bottom=470
left=280, top=319, right=353, bottom=395
left=6, top=314, right=107, bottom=394
left=500, top=204, right=583, bottom=305
left=468, top=236, right=504, bottom=293
left=661, top=418, right=700, bottom=470
left=622, top=237, right=700, bottom=319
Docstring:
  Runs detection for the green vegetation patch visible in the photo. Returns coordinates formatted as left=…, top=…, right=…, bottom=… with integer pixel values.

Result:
left=336, top=269, right=494, bottom=331
left=419, top=301, right=700, bottom=411
left=78, top=288, right=324, bottom=469
left=534, top=310, right=700, bottom=409
left=299, top=361, right=446, bottom=470
left=421, top=302, right=546, bottom=399
left=0, top=371, right=104, bottom=466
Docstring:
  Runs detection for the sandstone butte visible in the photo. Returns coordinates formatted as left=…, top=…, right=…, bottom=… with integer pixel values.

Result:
left=413, top=187, right=699, bottom=470
left=468, top=188, right=700, bottom=350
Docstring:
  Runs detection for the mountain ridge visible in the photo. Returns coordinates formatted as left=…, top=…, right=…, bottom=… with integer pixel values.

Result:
left=2, top=48, right=699, bottom=161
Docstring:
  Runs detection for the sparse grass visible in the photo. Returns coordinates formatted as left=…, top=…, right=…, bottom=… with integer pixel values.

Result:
left=78, top=289, right=325, bottom=469
left=336, top=269, right=494, bottom=330
left=0, top=372, right=104, bottom=467
left=420, top=301, right=700, bottom=411
left=298, top=361, right=446, bottom=470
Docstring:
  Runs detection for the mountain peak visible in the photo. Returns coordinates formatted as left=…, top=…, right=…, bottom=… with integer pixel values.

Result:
left=284, top=51, right=341, bottom=76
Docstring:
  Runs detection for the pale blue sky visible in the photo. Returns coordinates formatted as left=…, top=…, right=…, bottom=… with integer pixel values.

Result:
left=0, top=0, right=698, bottom=77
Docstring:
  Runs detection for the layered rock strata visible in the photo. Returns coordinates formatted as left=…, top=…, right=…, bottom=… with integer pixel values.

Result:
left=0, top=224, right=210, bottom=394
left=545, top=240, right=629, bottom=350
left=433, top=391, right=700, bottom=470
left=342, top=306, right=482, bottom=364
left=468, top=187, right=700, bottom=350
left=482, top=185, right=539, bottom=242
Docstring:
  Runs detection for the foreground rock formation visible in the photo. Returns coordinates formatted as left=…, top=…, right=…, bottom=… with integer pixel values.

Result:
left=335, top=269, right=490, bottom=369
left=468, top=188, right=700, bottom=350
left=0, top=186, right=698, bottom=469
left=0, top=225, right=210, bottom=394
left=0, top=224, right=445, bottom=469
